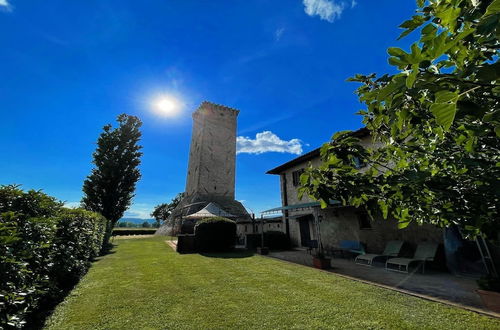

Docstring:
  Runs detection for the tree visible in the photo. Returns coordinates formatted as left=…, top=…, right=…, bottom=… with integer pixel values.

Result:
left=150, top=192, right=183, bottom=227
left=82, top=114, right=143, bottom=245
left=142, top=221, right=151, bottom=228
left=299, top=0, right=499, bottom=240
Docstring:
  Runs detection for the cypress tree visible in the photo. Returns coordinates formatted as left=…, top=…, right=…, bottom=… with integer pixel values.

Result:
left=82, top=114, right=143, bottom=247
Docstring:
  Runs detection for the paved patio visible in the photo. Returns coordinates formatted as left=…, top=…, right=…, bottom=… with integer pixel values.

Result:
left=268, top=249, right=494, bottom=315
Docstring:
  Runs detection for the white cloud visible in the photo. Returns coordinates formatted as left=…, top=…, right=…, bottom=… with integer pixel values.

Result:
left=124, top=203, right=154, bottom=219
left=303, top=0, right=345, bottom=23
left=275, top=27, right=285, bottom=41
left=237, top=131, right=303, bottom=155
left=351, top=0, right=357, bottom=8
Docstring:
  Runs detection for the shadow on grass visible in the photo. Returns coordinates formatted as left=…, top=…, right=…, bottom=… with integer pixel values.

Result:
left=200, top=249, right=255, bottom=259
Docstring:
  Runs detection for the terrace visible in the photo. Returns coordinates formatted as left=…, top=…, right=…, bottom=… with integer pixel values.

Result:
left=268, top=249, right=497, bottom=316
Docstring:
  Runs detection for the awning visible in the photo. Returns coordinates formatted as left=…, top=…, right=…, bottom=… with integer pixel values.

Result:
left=184, top=202, right=236, bottom=218
left=260, top=200, right=341, bottom=215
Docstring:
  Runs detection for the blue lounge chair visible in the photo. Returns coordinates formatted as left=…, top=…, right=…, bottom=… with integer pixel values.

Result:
left=355, top=240, right=404, bottom=266
left=385, top=242, right=438, bottom=274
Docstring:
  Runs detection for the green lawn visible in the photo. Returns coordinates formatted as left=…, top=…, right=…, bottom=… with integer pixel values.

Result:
left=45, top=236, right=499, bottom=330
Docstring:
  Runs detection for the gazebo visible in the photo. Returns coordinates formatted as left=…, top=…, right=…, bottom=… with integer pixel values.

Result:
left=184, top=202, right=236, bottom=219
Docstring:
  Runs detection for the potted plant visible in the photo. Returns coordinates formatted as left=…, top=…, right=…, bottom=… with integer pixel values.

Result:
left=257, top=246, right=269, bottom=255
left=477, top=276, right=500, bottom=313
left=312, top=252, right=331, bottom=269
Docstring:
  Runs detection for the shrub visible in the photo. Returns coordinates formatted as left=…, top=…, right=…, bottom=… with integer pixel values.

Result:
left=0, top=212, right=58, bottom=328
left=194, top=217, right=236, bottom=252
left=0, top=185, right=107, bottom=328
left=51, top=209, right=107, bottom=289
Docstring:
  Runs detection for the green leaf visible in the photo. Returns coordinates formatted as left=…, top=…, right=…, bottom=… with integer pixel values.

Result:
left=387, top=47, right=408, bottom=57
left=388, top=57, right=408, bottom=68
left=436, top=6, right=461, bottom=31
left=398, top=221, right=411, bottom=229
left=435, top=90, right=458, bottom=103
left=483, top=109, right=500, bottom=123
left=430, top=103, right=456, bottom=130
left=378, top=200, right=388, bottom=219
left=484, top=0, right=500, bottom=17
left=430, top=90, right=459, bottom=130
left=406, top=64, right=419, bottom=88
left=398, top=15, right=426, bottom=40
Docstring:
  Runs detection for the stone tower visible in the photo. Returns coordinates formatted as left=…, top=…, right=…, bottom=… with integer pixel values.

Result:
left=156, top=101, right=250, bottom=235
left=185, top=101, right=238, bottom=198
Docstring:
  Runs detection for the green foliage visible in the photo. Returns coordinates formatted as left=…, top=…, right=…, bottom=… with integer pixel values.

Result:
left=150, top=193, right=183, bottom=227
left=0, top=184, right=63, bottom=217
left=300, top=0, right=500, bottom=240
left=51, top=209, right=107, bottom=289
left=0, top=185, right=106, bottom=328
left=81, top=114, right=143, bottom=246
left=194, top=217, right=236, bottom=252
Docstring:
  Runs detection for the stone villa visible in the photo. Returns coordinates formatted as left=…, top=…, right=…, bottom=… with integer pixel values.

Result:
left=264, top=128, right=492, bottom=276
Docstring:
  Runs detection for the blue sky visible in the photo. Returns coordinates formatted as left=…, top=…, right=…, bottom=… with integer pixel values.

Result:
left=0, top=0, right=416, bottom=218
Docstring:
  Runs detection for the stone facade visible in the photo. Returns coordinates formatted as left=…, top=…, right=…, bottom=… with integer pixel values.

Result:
left=267, top=129, right=444, bottom=255
left=156, top=101, right=250, bottom=236
left=185, top=101, right=238, bottom=198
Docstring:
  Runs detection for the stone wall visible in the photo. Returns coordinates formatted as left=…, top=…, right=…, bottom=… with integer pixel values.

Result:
left=317, top=207, right=443, bottom=255
left=286, top=207, right=443, bottom=255
left=185, top=102, right=239, bottom=199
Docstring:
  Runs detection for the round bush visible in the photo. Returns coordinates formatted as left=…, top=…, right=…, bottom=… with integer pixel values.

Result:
left=194, top=217, right=236, bottom=252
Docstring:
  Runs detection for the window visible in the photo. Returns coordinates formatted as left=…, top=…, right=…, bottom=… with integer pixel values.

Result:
left=358, top=212, right=372, bottom=230
left=292, top=169, right=304, bottom=186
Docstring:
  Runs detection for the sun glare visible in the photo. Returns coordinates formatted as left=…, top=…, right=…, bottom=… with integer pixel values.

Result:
left=152, top=95, right=182, bottom=117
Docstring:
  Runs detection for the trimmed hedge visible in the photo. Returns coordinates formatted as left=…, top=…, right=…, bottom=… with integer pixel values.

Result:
left=194, top=217, right=236, bottom=252
left=0, top=185, right=107, bottom=328
left=112, top=228, right=157, bottom=236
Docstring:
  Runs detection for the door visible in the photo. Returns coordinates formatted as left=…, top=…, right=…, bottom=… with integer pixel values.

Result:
left=298, top=216, right=312, bottom=247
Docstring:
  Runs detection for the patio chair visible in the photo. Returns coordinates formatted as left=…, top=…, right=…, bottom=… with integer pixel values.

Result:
left=385, top=242, right=439, bottom=274
left=355, top=240, right=404, bottom=266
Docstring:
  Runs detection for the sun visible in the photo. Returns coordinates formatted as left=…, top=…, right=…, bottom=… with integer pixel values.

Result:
left=151, top=95, right=182, bottom=117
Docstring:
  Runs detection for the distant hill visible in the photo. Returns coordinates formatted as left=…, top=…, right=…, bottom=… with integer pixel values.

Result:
left=118, top=218, right=156, bottom=224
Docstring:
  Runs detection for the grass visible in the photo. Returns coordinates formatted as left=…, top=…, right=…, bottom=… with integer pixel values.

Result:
left=45, top=236, right=500, bottom=329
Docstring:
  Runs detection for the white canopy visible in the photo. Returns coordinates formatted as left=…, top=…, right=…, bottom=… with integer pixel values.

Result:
left=184, top=202, right=236, bottom=219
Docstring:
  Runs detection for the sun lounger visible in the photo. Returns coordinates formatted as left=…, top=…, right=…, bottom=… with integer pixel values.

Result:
left=385, top=242, right=438, bottom=274
left=355, top=240, right=404, bottom=266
